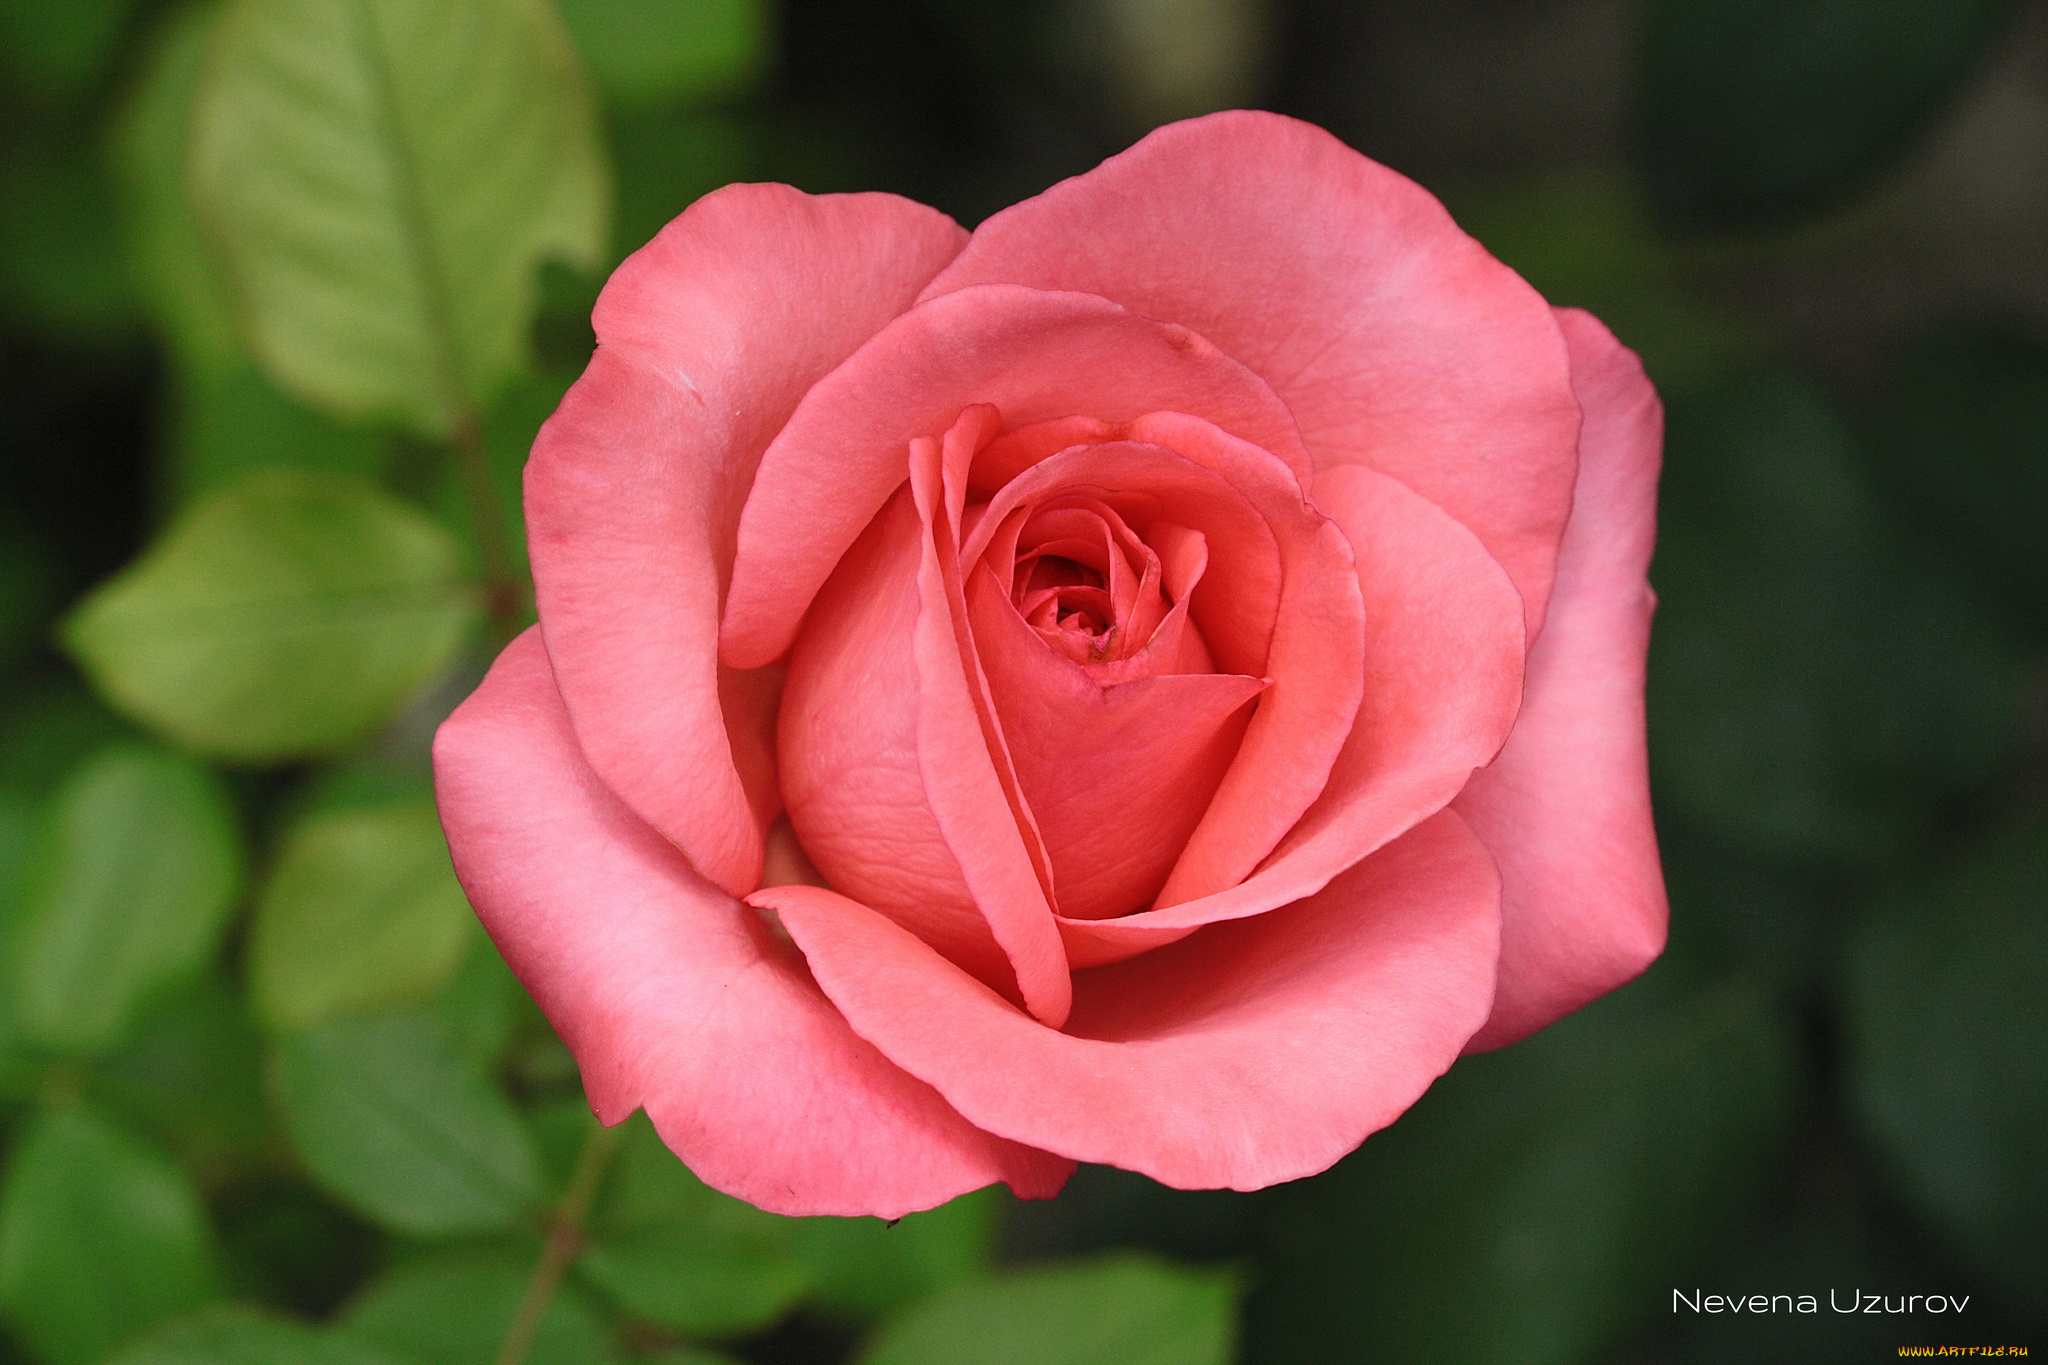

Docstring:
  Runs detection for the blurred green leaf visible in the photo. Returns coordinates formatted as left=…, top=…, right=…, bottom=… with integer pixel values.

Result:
left=1649, top=374, right=2027, bottom=866
left=792, top=1187, right=999, bottom=1324
left=431, top=368, right=572, bottom=587
left=1244, top=984, right=1797, bottom=1365
left=271, top=1007, right=543, bottom=1236
left=63, top=468, right=478, bottom=764
left=1635, top=0, right=2015, bottom=232
left=190, top=0, right=609, bottom=435
left=608, top=108, right=756, bottom=262
left=433, top=933, right=520, bottom=1067
left=0, top=681, right=135, bottom=800
left=0, top=0, right=138, bottom=108
left=110, top=1, right=242, bottom=381
left=0, top=140, right=142, bottom=345
left=250, top=798, right=474, bottom=1032
left=340, top=1248, right=613, bottom=1365
left=0, top=1104, right=221, bottom=1365
left=92, top=973, right=273, bottom=1174
left=1872, top=319, right=2048, bottom=639
left=168, top=361, right=394, bottom=509
left=1844, top=819, right=2048, bottom=1309
left=857, top=1254, right=1236, bottom=1365
left=8, top=743, right=241, bottom=1056
left=576, top=1113, right=810, bottom=1338
left=1448, top=170, right=1756, bottom=396
left=558, top=0, right=765, bottom=114
left=109, top=1306, right=402, bottom=1365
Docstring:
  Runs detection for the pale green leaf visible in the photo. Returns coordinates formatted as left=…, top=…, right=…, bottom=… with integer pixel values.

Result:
left=0, top=1104, right=222, bottom=1365
left=271, top=1007, right=543, bottom=1236
left=63, top=468, right=478, bottom=763
left=793, top=1187, right=1000, bottom=1324
left=110, top=1, right=243, bottom=381
left=190, top=0, right=609, bottom=434
left=341, top=1248, right=613, bottom=1365
left=578, top=1113, right=810, bottom=1338
left=251, top=797, right=475, bottom=1031
left=110, top=1306, right=404, bottom=1365
left=8, top=743, right=241, bottom=1056
left=857, top=1255, right=1237, bottom=1365
left=558, top=0, right=765, bottom=113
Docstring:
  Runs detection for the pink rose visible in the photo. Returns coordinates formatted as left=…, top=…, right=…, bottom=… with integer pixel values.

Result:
left=433, top=112, right=1666, bottom=1217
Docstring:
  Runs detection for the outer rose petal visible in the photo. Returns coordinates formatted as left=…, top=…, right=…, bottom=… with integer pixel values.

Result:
left=1455, top=309, right=1667, bottom=1049
left=918, top=110, right=1580, bottom=634
left=721, top=285, right=1313, bottom=669
left=432, top=629, right=1073, bottom=1217
left=756, top=808, right=1499, bottom=1191
left=528, top=185, right=967, bottom=896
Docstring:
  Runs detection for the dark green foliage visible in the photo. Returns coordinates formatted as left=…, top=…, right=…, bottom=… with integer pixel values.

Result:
left=1245, top=983, right=1797, bottom=1365
left=1845, top=820, right=2048, bottom=1311
left=1872, top=320, right=2048, bottom=638
left=1635, top=0, right=2015, bottom=232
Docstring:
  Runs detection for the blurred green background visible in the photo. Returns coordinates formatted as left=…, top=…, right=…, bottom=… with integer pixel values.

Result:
left=1, top=0, right=2044, bottom=1362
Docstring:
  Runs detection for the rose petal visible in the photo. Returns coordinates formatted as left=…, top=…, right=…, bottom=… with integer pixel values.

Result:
left=528, top=184, right=967, bottom=895
left=919, top=110, right=1580, bottom=634
left=969, top=563, right=1265, bottom=920
left=432, top=629, right=1073, bottom=1217
left=755, top=808, right=1500, bottom=1191
left=911, top=418, right=1073, bottom=1027
left=1454, top=308, right=1667, bottom=1050
left=721, top=285, right=1313, bottom=669
left=1054, top=461, right=1524, bottom=967
left=779, top=489, right=1028, bottom=1001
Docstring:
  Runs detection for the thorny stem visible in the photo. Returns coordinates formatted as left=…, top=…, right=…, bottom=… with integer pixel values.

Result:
left=450, top=410, right=528, bottom=647
left=495, top=1116, right=625, bottom=1365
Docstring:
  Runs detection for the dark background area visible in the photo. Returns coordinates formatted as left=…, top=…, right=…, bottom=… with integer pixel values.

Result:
left=2, top=0, right=2044, bottom=1362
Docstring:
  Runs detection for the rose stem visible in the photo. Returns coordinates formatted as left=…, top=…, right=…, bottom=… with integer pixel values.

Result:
left=495, top=1115, right=625, bottom=1365
left=449, top=409, right=529, bottom=648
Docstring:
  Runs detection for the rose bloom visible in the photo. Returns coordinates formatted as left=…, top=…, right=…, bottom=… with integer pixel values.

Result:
left=433, top=112, right=1666, bottom=1217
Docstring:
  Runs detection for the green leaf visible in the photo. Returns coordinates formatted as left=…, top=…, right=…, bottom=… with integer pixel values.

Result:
left=856, top=1255, right=1237, bottom=1365
left=190, top=0, right=609, bottom=435
left=251, top=798, right=474, bottom=1032
left=63, top=468, right=478, bottom=764
left=0, top=1104, right=222, bottom=1365
left=557, top=0, right=765, bottom=113
left=270, top=1007, right=543, bottom=1236
left=108, top=1306, right=402, bottom=1365
left=1844, top=819, right=2048, bottom=1310
left=1872, top=319, right=2048, bottom=639
left=793, top=1187, right=1000, bottom=1324
left=1444, top=170, right=1756, bottom=398
left=1635, top=0, right=2015, bottom=232
left=433, top=933, right=520, bottom=1067
left=0, top=680, right=135, bottom=801
left=0, top=0, right=140, bottom=110
left=1243, top=984, right=1797, bottom=1365
left=91, top=973, right=273, bottom=1174
left=8, top=743, right=241, bottom=1056
left=607, top=108, right=756, bottom=263
left=340, top=1248, right=613, bottom=1365
left=110, top=2, right=242, bottom=381
left=1648, top=374, right=2027, bottom=866
left=577, top=1113, right=810, bottom=1338
left=0, top=138, right=142, bottom=345
left=168, top=360, right=394, bottom=508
